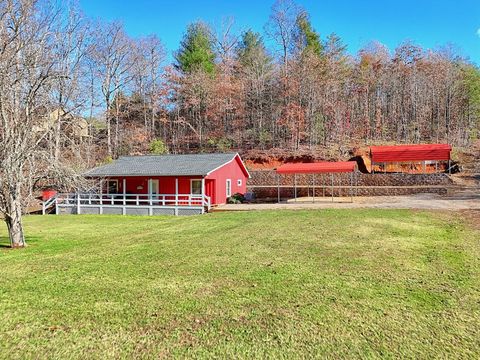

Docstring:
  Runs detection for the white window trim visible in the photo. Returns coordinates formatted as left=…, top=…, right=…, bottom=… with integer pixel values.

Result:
left=107, top=179, right=119, bottom=194
left=226, top=179, right=232, bottom=198
left=190, top=179, right=202, bottom=195
left=237, top=179, right=242, bottom=186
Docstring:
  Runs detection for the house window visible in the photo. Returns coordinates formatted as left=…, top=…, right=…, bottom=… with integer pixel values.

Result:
left=237, top=179, right=242, bottom=186
left=107, top=180, right=118, bottom=194
left=191, top=179, right=202, bottom=195
left=226, top=179, right=232, bottom=197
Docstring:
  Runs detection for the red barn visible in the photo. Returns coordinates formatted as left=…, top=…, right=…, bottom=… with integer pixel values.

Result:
left=55, top=153, right=250, bottom=216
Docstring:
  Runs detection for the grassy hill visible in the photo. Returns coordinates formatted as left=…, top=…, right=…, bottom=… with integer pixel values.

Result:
left=1, top=210, right=479, bottom=358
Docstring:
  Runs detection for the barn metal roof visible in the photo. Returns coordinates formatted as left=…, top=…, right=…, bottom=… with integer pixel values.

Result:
left=370, top=144, right=451, bottom=163
left=85, top=153, right=242, bottom=177
left=276, top=161, right=357, bottom=174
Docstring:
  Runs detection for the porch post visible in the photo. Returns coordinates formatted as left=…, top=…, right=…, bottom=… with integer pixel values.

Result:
left=147, top=178, right=152, bottom=215
left=122, top=178, right=126, bottom=215
left=76, top=191, right=81, bottom=214
left=100, top=178, right=104, bottom=206
left=175, top=178, right=179, bottom=215
left=123, top=178, right=126, bottom=204
left=201, top=177, right=205, bottom=212
left=148, top=178, right=152, bottom=206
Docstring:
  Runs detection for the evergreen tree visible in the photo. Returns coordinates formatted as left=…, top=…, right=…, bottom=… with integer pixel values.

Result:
left=295, top=12, right=322, bottom=57
left=324, top=33, right=348, bottom=62
left=462, top=64, right=480, bottom=140
left=175, top=22, right=215, bottom=74
left=236, top=30, right=271, bottom=68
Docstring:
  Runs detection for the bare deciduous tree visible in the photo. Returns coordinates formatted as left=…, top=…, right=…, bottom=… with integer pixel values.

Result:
left=0, top=0, right=80, bottom=247
left=89, top=22, right=135, bottom=157
left=265, top=0, right=302, bottom=69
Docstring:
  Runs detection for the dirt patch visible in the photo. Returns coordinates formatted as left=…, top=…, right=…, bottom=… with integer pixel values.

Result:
left=458, top=210, right=480, bottom=231
left=243, top=146, right=353, bottom=170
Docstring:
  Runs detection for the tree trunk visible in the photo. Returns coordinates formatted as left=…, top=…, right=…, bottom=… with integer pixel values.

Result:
left=5, top=197, right=25, bottom=248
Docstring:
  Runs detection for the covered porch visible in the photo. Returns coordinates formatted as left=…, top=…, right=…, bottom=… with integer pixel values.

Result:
left=55, top=176, right=212, bottom=216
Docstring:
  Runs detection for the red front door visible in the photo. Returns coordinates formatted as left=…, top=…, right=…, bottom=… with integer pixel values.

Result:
left=205, top=179, right=216, bottom=205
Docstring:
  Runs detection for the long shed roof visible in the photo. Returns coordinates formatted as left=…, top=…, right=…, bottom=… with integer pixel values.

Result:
left=276, top=161, right=356, bottom=174
left=370, top=144, right=451, bottom=163
left=84, top=153, right=247, bottom=177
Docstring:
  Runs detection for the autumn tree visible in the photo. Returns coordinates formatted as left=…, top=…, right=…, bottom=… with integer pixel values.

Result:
left=171, top=22, right=217, bottom=149
left=89, top=22, right=136, bottom=157
left=236, top=30, right=274, bottom=147
left=132, top=35, right=166, bottom=137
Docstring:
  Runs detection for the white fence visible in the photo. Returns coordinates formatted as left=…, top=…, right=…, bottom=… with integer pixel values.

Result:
left=51, top=193, right=211, bottom=216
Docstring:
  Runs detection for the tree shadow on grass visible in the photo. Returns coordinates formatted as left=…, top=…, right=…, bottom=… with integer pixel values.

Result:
left=0, top=236, right=11, bottom=248
left=0, top=236, right=42, bottom=249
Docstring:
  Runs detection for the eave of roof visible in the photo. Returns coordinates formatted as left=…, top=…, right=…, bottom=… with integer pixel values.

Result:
left=84, top=153, right=246, bottom=177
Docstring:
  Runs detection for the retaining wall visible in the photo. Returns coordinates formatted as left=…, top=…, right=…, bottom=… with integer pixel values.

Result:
left=247, top=171, right=453, bottom=198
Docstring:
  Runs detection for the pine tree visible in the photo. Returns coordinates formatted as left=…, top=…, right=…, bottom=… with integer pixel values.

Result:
left=236, top=30, right=271, bottom=68
left=174, top=22, right=216, bottom=74
left=295, top=12, right=322, bottom=57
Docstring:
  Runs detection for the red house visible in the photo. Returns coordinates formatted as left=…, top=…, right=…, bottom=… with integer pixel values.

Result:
left=55, top=153, right=250, bottom=216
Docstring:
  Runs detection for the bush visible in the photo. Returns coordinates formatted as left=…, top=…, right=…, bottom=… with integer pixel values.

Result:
left=206, top=137, right=234, bottom=152
left=103, top=156, right=113, bottom=164
left=149, top=139, right=169, bottom=154
left=227, top=192, right=245, bottom=204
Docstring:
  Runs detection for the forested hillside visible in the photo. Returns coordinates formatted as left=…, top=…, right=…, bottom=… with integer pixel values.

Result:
left=8, top=0, right=480, bottom=168
left=0, top=0, right=478, bottom=246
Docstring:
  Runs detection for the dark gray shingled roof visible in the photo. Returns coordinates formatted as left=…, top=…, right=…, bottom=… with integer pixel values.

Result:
left=84, top=153, right=241, bottom=177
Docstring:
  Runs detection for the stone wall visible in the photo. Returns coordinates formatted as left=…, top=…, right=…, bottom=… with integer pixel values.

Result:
left=247, top=170, right=453, bottom=198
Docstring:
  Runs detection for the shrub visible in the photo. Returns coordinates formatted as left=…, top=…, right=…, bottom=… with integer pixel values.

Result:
left=227, top=192, right=245, bottom=204
left=103, top=156, right=113, bottom=164
left=149, top=139, right=169, bottom=154
left=206, top=137, right=234, bottom=152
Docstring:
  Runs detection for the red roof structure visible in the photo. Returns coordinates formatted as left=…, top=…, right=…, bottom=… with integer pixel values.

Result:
left=370, top=144, right=451, bottom=163
left=276, top=161, right=356, bottom=174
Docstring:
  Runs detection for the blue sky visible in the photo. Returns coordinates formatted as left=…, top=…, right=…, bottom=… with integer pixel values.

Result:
left=79, top=0, right=480, bottom=64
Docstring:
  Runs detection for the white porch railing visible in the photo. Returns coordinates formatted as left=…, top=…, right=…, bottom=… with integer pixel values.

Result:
left=53, top=192, right=211, bottom=215
left=42, top=195, right=58, bottom=215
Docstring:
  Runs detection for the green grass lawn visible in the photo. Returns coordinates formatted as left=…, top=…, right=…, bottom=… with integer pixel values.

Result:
left=1, top=210, right=479, bottom=358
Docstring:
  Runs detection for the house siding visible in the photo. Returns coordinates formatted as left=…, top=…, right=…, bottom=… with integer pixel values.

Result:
left=206, top=155, right=248, bottom=204
left=99, top=154, right=249, bottom=206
